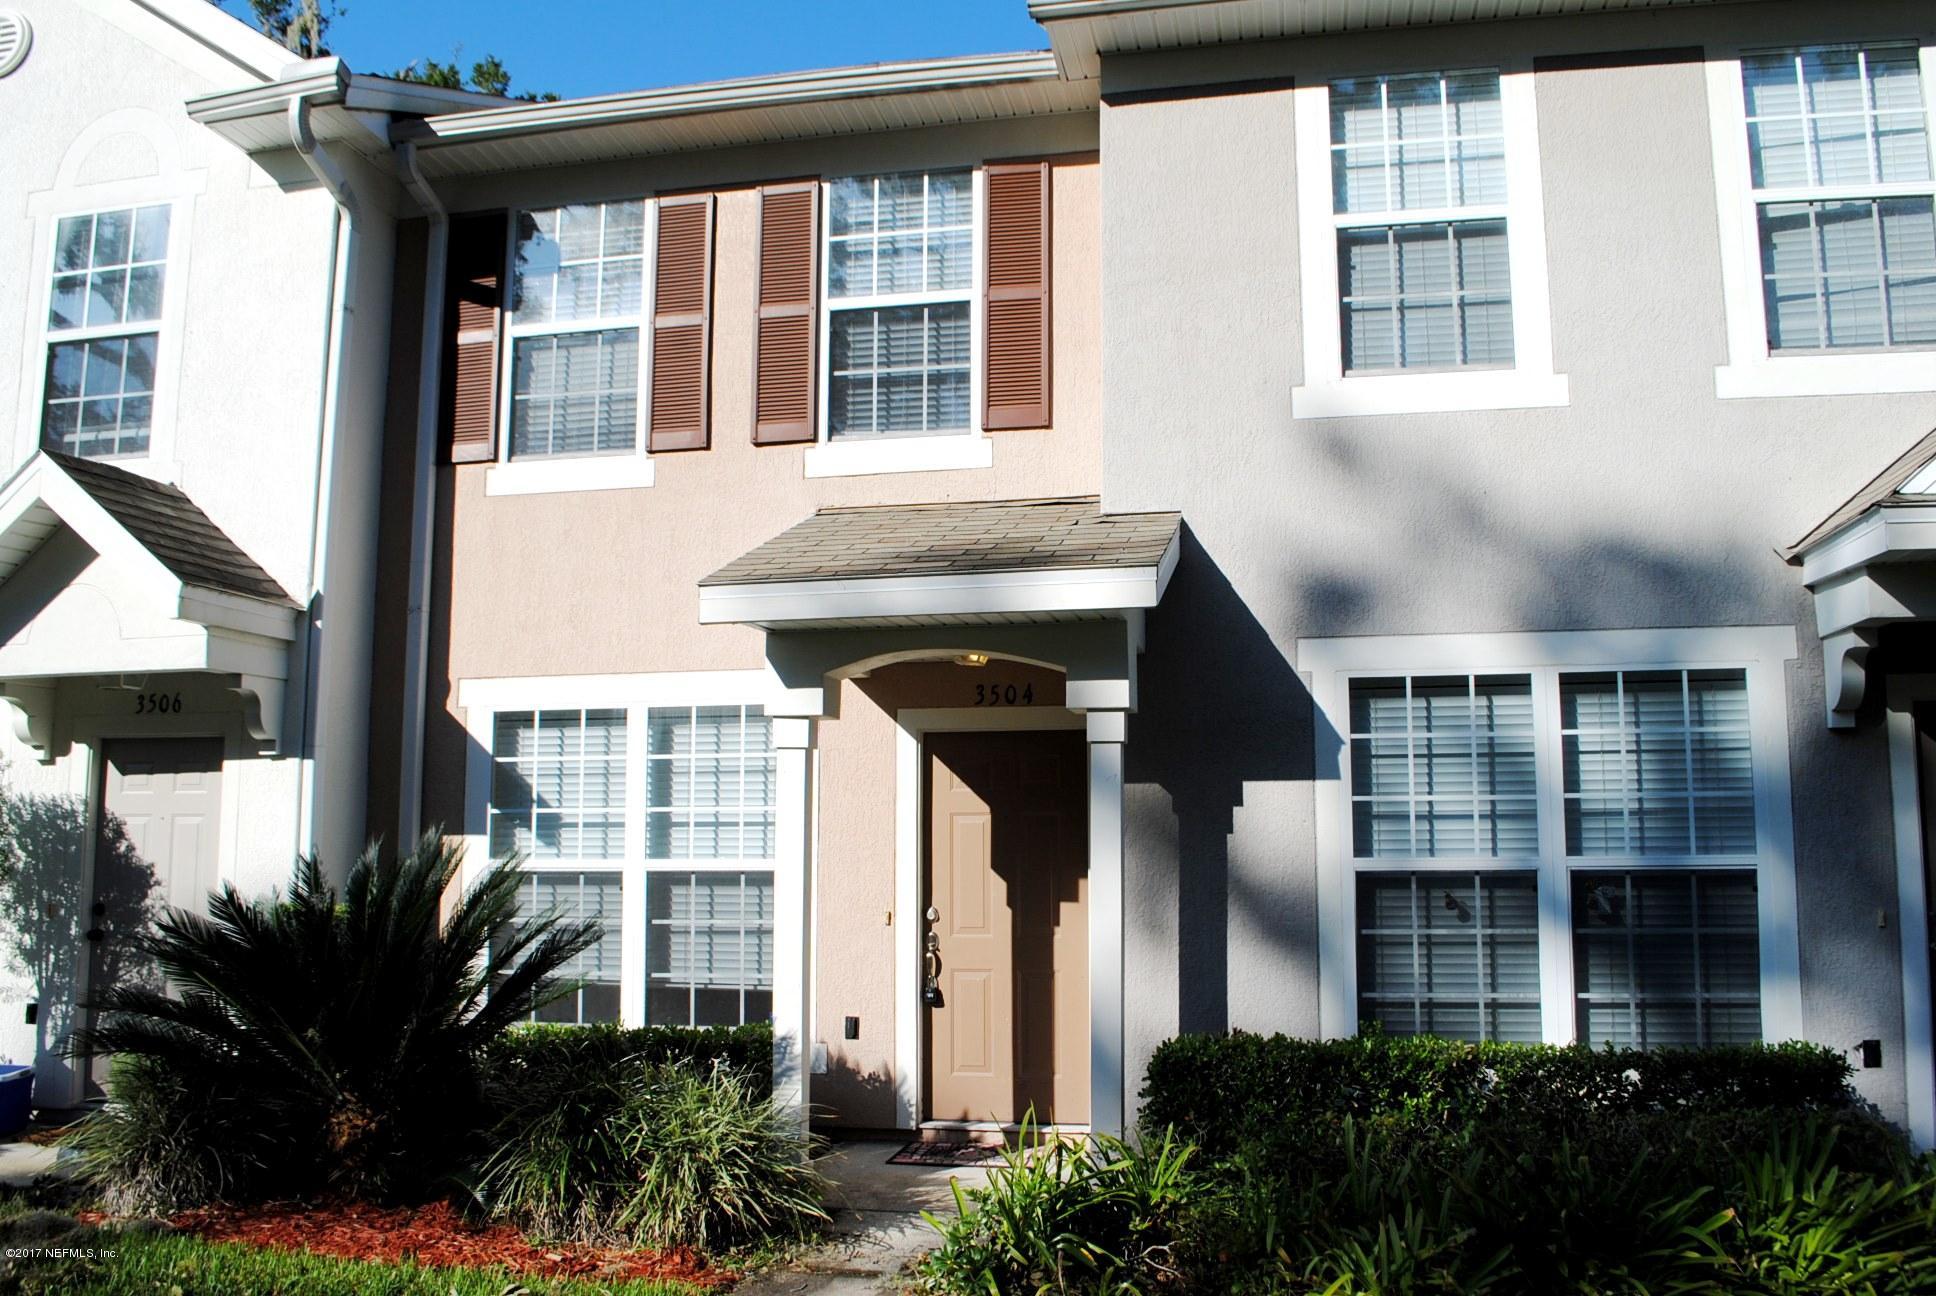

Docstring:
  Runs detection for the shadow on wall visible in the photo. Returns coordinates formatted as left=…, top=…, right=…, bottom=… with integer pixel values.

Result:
left=1127, top=525, right=1323, bottom=1037
left=812, top=1048, right=901, bottom=1134
left=0, top=790, right=159, bottom=1101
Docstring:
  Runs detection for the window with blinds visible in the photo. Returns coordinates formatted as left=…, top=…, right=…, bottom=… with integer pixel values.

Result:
left=1349, top=674, right=1537, bottom=859
left=489, top=709, right=626, bottom=860
left=498, top=871, right=623, bottom=1025
left=506, top=200, right=646, bottom=459
left=647, top=871, right=774, bottom=1028
left=1742, top=46, right=1936, bottom=351
left=1574, top=870, right=1762, bottom=1048
left=43, top=205, right=171, bottom=459
left=1343, top=663, right=1768, bottom=1050
left=644, top=705, right=776, bottom=1028
left=1358, top=872, right=1542, bottom=1043
left=1330, top=70, right=1514, bottom=371
left=1560, top=670, right=1756, bottom=857
left=825, top=170, right=974, bottom=439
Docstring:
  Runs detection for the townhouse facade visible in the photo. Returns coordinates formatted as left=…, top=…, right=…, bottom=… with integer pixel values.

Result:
left=3, top=0, right=1936, bottom=1146
left=0, top=0, right=491, bottom=1104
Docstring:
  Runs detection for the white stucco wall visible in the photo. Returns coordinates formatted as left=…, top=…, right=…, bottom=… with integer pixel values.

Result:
left=0, top=1, right=394, bottom=1101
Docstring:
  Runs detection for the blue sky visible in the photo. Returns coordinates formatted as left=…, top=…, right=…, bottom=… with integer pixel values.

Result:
left=224, top=2, right=1051, bottom=101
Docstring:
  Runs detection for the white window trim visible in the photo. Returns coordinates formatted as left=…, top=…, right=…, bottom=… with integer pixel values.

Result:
left=1291, top=64, right=1569, bottom=419
left=17, top=171, right=206, bottom=481
left=1299, top=625, right=1802, bottom=1046
left=804, top=168, right=992, bottom=479
left=485, top=199, right=657, bottom=498
left=456, top=670, right=783, bottom=1030
left=1706, top=41, right=1936, bottom=399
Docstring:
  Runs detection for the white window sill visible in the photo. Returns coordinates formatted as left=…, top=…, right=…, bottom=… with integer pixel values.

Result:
left=802, top=433, right=993, bottom=479
left=1715, top=352, right=1936, bottom=400
left=1292, top=369, right=1570, bottom=420
left=484, top=454, right=655, bottom=497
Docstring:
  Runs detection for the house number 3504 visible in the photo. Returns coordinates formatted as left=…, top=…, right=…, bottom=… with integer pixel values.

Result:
left=973, top=683, right=1033, bottom=707
left=134, top=692, right=184, bottom=715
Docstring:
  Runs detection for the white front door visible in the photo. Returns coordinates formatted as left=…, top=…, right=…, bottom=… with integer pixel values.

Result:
left=86, top=738, right=223, bottom=1096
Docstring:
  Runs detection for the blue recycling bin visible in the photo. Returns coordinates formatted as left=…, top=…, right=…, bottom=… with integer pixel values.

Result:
left=0, top=1066, right=32, bottom=1136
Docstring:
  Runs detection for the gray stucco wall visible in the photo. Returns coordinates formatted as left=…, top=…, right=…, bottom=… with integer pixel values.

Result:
left=1102, top=0, right=1936, bottom=1126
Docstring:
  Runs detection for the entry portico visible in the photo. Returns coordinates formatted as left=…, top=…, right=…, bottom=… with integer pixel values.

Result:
left=699, top=496, right=1180, bottom=1135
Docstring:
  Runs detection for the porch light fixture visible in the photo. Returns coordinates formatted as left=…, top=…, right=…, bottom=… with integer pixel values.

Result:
left=954, top=652, right=990, bottom=668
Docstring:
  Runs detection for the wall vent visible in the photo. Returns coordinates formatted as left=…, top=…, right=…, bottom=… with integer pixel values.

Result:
left=0, top=12, right=30, bottom=78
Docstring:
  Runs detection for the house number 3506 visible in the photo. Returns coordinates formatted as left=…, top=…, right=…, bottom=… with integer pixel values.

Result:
left=134, top=692, right=184, bottom=715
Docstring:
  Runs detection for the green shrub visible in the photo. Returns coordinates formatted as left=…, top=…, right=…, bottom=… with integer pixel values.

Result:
left=477, top=1057, right=825, bottom=1252
left=70, top=832, right=601, bottom=1208
left=916, top=1122, right=1199, bottom=1295
left=1141, top=1032, right=1857, bottom=1159
left=65, top=1056, right=276, bottom=1216
left=483, top=1020, right=773, bottom=1098
left=921, top=1115, right=1936, bottom=1295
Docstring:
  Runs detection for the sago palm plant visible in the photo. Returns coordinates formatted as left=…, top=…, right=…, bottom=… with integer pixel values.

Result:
left=72, top=831, right=599, bottom=1206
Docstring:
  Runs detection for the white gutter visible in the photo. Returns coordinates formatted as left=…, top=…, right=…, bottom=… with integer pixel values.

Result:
left=394, top=140, right=447, bottom=850
left=289, top=90, right=360, bottom=860
left=404, top=50, right=1063, bottom=144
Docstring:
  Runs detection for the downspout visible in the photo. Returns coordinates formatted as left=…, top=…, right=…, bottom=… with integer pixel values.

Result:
left=289, top=88, right=359, bottom=863
left=394, top=140, right=446, bottom=850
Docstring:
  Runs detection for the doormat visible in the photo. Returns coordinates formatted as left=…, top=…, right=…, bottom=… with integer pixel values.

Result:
left=887, top=1140, right=1008, bottom=1167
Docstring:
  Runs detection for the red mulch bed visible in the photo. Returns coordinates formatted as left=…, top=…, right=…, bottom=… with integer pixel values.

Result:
left=157, top=1200, right=732, bottom=1286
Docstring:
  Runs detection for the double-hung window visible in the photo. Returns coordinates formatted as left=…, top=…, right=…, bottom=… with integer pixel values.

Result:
left=504, top=200, right=647, bottom=461
left=643, top=705, right=776, bottom=1029
left=1743, top=46, right=1936, bottom=352
left=1331, top=71, right=1514, bottom=373
left=1709, top=41, right=1936, bottom=396
left=42, top=205, right=171, bottom=459
left=823, top=170, right=976, bottom=442
left=1292, top=65, right=1566, bottom=417
left=489, top=709, right=627, bottom=1025
left=1310, top=629, right=1800, bottom=1050
left=481, top=698, right=775, bottom=1030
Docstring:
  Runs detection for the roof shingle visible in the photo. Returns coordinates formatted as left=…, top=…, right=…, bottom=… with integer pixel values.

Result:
left=46, top=452, right=295, bottom=606
left=1783, top=426, right=1936, bottom=561
left=701, top=496, right=1180, bottom=587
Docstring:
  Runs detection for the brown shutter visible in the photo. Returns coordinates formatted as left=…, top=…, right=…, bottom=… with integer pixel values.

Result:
left=983, top=161, right=1052, bottom=431
left=443, top=212, right=507, bottom=464
left=649, top=194, right=715, bottom=452
left=753, top=182, right=819, bottom=445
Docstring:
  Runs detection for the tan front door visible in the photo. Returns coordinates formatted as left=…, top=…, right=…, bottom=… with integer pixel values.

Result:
left=87, top=738, right=224, bottom=1096
left=924, top=729, right=1088, bottom=1126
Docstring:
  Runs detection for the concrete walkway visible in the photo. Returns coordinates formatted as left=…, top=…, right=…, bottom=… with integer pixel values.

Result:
left=734, top=1140, right=993, bottom=1295
left=0, top=1142, right=59, bottom=1189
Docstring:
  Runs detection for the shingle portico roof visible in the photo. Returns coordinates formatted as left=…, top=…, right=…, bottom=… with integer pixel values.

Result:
left=1782, top=426, right=1936, bottom=561
left=43, top=451, right=294, bottom=605
left=701, top=496, right=1180, bottom=588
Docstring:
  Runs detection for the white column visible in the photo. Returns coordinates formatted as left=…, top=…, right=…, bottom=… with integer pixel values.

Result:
left=1087, top=709, right=1126, bottom=1137
left=772, top=716, right=816, bottom=1129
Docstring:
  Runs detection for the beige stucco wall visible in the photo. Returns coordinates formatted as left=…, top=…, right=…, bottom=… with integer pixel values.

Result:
left=411, top=139, right=1101, bottom=1127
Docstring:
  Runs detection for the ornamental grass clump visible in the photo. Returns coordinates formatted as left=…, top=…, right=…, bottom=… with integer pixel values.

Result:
left=477, top=1053, right=827, bottom=1252
left=68, top=832, right=600, bottom=1210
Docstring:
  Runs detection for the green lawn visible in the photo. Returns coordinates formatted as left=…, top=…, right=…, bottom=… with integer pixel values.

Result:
left=0, top=1225, right=710, bottom=1295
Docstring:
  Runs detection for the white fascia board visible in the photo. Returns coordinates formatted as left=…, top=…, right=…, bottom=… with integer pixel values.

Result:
left=1798, top=506, right=1936, bottom=588
left=699, top=562, right=1169, bottom=627
left=178, top=588, right=300, bottom=643
left=21, top=466, right=187, bottom=607
left=186, top=59, right=349, bottom=125
left=410, top=51, right=1062, bottom=145
left=100, top=0, right=300, bottom=83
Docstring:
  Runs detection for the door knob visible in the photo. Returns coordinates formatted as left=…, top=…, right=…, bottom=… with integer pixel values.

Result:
left=922, top=906, right=943, bottom=1007
left=85, top=928, right=103, bottom=943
